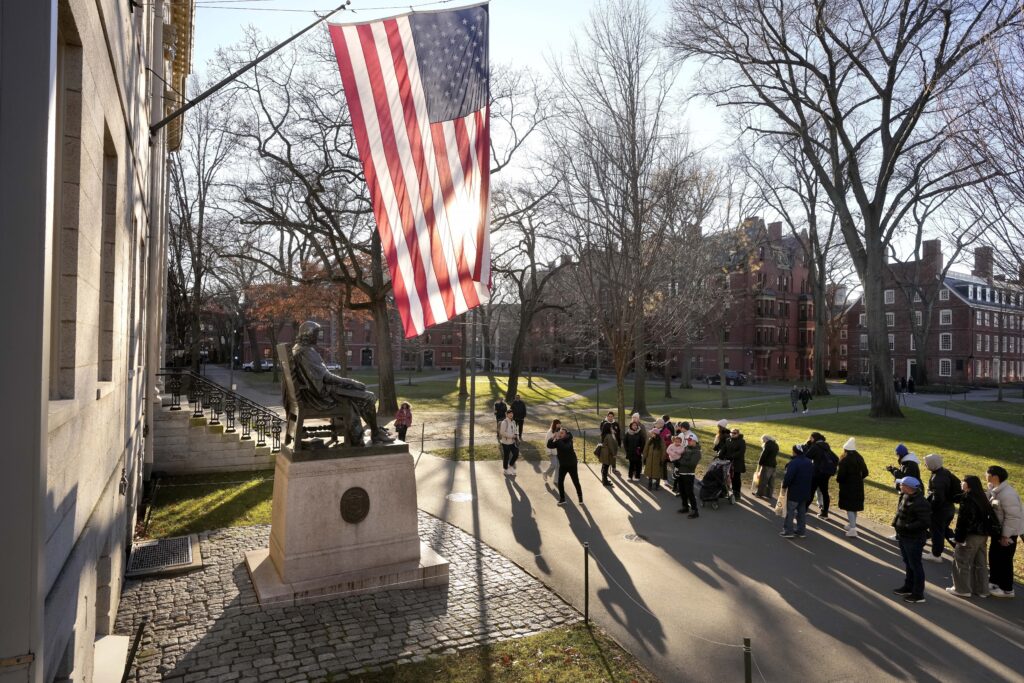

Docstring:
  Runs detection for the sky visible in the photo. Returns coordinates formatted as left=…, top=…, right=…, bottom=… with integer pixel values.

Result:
left=189, top=0, right=727, bottom=146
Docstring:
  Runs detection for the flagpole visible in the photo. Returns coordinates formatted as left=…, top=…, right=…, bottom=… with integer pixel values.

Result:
left=150, top=1, right=351, bottom=135
left=468, top=309, right=477, bottom=458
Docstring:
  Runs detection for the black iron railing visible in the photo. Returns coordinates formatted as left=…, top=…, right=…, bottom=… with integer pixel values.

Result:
left=157, top=369, right=283, bottom=452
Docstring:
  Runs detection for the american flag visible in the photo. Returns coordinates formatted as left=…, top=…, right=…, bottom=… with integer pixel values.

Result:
left=328, top=4, right=491, bottom=338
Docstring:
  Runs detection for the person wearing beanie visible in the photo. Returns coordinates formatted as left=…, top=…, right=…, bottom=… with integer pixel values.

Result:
left=923, top=453, right=960, bottom=563
left=622, top=419, right=646, bottom=482
left=986, top=465, right=1023, bottom=598
left=836, top=437, right=869, bottom=537
left=804, top=432, right=839, bottom=518
left=754, top=435, right=779, bottom=499
left=643, top=429, right=667, bottom=491
left=892, top=476, right=932, bottom=604
left=887, top=444, right=921, bottom=492
left=724, top=427, right=747, bottom=501
left=676, top=434, right=702, bottom=518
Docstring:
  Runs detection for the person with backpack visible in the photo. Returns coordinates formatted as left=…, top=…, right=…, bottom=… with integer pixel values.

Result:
left=836, top=437, right=869, bottom=537
left=676, top=434, right=702, bottom=517
left=499, top=412, right=520, bottom=476
left=947, top=475, right=996, bottom=598
left=804, top=432, right=838, bottom=518
left=923, top=454, right=960, bottom=563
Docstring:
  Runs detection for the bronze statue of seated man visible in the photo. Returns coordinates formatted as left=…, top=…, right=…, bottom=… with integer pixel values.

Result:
left=291, top=320, right=394, bottom=445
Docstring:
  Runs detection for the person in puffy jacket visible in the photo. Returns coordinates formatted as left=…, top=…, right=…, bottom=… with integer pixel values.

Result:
left=547, top=428, right=583, bottom=507
left=836, top=437, right=869, bottom=538
left=666, top=434, right=685, bottom=493
left=891, top=476, right=932, bottom=604
left=886, top=444, right=921, bottom=491
left=924, top=453, right=959, bottom=563
left=781, top=445, right=814, bottom=538
left=948, top=475, right=995, bottom=598
left=754, top=435, right=778, bottom=499
left=622, top=420, right=646, bottom=482
left=986, top=465, right=1023, bottom=598
left=676, top=434, right=702, bottom=518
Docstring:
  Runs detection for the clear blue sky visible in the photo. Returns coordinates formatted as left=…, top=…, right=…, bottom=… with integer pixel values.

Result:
left=190, top=0, right=725, bottom=144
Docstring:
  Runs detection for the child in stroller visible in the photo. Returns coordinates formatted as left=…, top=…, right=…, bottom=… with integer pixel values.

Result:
left=699, top=458, right=734, bottom=509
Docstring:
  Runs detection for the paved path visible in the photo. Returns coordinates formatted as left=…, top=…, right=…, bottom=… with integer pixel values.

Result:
left=116, top=512, right=578, bottom=682
left=414, top=453, right=1024, bottom=683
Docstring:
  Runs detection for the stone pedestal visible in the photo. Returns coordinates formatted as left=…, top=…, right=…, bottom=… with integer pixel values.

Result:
left=245, top=443, right=448, bottom=606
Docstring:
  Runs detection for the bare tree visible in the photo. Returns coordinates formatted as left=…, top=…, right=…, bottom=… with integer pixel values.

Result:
left=666, top=0, right=1023, bottom=416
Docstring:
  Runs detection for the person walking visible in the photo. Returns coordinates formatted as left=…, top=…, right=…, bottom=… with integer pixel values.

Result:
left=754, top=434, right=778, bottom=499
left=547, top=427, right=583, bottom=507
left=676, top=434, right=702, bottom=517
left=780, top=444, right=814, bottom=539
left=601, top=411, right=622, bottom=474
left=623, top=419, right=645, bottom=481
left=804, top=432, right=838, bottom=518
left=493, top=397, right=508, bottom=440
left=923, top=454, right=960, bottom=564
left=724, top=427, right=747, bottom=502
left=643, top=429, right=667, bottom=492
left=790, top=385, right=800, bottom=413
left=543, top=419, right=561, bottom=483
left=798, top=386, right=812, bottom=413
left=510, top=394, right=527, bottom=439
left=598, top=420, right=619, bottom=488
left=393, top=402, right=412, bottom=442
left=666, top=434, right=685, bottom=494
left=836, top=437, right=869, bottom=537
left=947, top=475, right=996, bottom=598
left=498, top=413, right=520, bottom=476
left=892, top=476, right=931, bottom=604
left=986, top=465, right=1023, bottom=598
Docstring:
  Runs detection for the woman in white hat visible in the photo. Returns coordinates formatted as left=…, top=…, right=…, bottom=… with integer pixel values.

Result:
left=836, top=437, right=870, bottom=537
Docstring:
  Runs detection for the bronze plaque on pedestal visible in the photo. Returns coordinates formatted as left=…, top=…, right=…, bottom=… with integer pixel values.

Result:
left=340, top=487, right=370, bottom=524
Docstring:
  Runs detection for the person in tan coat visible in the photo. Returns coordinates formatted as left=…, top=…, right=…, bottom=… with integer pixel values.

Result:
left=643, top=430, right=667, bottom=492
left=599, top=421, right=619, bottom=488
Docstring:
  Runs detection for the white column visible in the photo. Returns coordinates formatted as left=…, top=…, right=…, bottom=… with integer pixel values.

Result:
left=0, top=3, right=57, bottom=682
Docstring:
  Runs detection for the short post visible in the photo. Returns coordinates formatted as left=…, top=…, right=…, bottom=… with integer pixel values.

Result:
left=743, top=637, right=752, bottom=683
left=420, top=423, right=425, bottom=453
left=584, top=542, right=590, bottom=625
left=582, top=430, right=587, bottom=464
left=836, top=398, right=839, bottom=414
left=453, top=428, right=458, bottom=454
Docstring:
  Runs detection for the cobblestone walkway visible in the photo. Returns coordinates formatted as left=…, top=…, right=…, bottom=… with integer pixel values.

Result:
left=115, top=512, right=578, bottom=682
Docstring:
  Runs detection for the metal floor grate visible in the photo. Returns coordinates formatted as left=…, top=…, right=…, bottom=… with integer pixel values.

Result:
left=127, top=536, right=194, bottom=576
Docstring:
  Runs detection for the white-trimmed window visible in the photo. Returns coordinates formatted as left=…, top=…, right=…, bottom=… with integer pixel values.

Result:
left=910, top=335, right=916, bottom=351
left=939, top=333, right=952, bottom=351
left=985, top=335, right=991, bottom=352
left=985, top=312, right=990, bottom=327
left=888, top=333, right=895, bottom=351
left=939, top=309, right=952, bottom=326
left=884, top=289, right=895, bottom=305
left=840, top=328, right=848, bottom=340
left=858, top=313, right=866, bottom=327
left=939, top=288, right=949, bottom=301
left=914, top=311, right=923, bottom=327
left=976, top=334, right=982, bottom=351
left=840, top=344, right=847, bottom=357
left=859, top=334, right=868, bottom=351
left=886, top=312, right=895, bottom=327
left=976, top=311, right=983, bottom=326
left=939, top=359, right=952, bottom=377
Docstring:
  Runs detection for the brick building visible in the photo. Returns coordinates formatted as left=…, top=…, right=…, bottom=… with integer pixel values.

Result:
left=689, top=218, right=817, bottom=382
left=840, top=244, right=1024, bottom=385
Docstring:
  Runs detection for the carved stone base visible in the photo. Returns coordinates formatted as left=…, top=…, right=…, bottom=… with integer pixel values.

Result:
left=245, top=443, right=448, bottom=607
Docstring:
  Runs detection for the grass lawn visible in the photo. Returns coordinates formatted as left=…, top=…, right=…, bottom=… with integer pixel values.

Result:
left=336, top=623, right=658, bottom=683
left=145, top=471, right=273, bottom=538
left=933, top=400, right=1024, bottom=428
left=694, top=408, right=1024, bottom=579
left=397, top=375, right=596, bottom=412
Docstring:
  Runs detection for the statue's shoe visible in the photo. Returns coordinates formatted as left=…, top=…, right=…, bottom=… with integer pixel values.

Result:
left=371, top=428, right=396, bottom=444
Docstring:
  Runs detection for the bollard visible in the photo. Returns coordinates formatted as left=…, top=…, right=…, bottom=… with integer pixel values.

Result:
left=420, top=423, right=425, bottom=453
left=584, top=542, right=590, bottom=625
left=743, top=637, right=752, bottom=683
left=453, top=428, right=458, bottom=455
left=836, top=398, right=840, bottom=414
left=582, top=430, right=587, bottom=464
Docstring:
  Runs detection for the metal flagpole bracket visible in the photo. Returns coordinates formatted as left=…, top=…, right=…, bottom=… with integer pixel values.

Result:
left=150, top=1, right=351, bottom=137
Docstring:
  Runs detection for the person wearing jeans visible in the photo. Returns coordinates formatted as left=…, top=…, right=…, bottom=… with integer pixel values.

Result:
left=499, top=414, right=519, bottom=475
left=676, top=434, right=702, bottom=518
left=780, top=445, right=814, bottom=539
left=892, top=477, right=932, bottom=604
left=547, top=428, right=583, bottom=506
left=986, top=466, right=1023, bottom=598
left=948, top=475, right=993, bottom=597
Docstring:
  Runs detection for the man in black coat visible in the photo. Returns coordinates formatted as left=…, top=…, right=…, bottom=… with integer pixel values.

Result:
left=547, top=428, right=583, bottom=507
left=804, top=432, right=838, bottom=519
left=724, top=428, right=747, bottom=501
left=892, top=476, right=932, bottom=604
left=510, top=394, right=527, bottom=438
left=923, top=453, right=959, bottom=563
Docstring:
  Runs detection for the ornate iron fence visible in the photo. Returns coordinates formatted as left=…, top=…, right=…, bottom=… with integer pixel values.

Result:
left=157, top=369, right=283, bottom=452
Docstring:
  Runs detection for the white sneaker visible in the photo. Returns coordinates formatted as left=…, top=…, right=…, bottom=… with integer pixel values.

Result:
left=945, top=587, right=970, bottom=598
left=924, top=554, right=944, bottom=563
left=888, top=534, right=899, bottom=541
left=845, top=529, right=858, bottom=538
left=991, top=588, right=1015, bottom=599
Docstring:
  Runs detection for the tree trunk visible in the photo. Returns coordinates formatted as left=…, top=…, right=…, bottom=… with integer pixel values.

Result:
left=480, top=307, right=493, bottom=371
left=506, top=321, right=529, bottom=402
left=632, top=320, right=649, bottom=417
left=370, top=296, right=399, bottom=415
left=663, top=348, right=672, bottom=399
left=246, top=325, right=259, bottom=366
left=335, top=290, right=347, bottom=370
left=458, top=312, right=469, bottom=397
left=718, top=329, right=729, bottom=408
left=679, top=347, right=692, bottom=389
left=189, top=284, right=202, bottom=373
left=811, top=269, right=830, bottom=396
left=268, top=323, right=280, bottom=383
left=864, top=259, right=903, bottom=417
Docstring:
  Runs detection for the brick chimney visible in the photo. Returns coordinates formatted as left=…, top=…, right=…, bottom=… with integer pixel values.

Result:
left=767, top=221, right=783, bottom=242
left=971, top=246, right=993, bottom=281
left=921, top=239, right=943, bottom=273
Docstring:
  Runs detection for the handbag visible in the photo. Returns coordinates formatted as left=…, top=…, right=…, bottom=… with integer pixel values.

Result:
left=774, top=488, right=787, bottom=517
left=593, top=444, right=602, bottom=457
left=752, top=467, right=762, bottom=491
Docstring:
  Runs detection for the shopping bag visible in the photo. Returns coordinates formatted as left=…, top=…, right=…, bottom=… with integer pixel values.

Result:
left=774, top=489, right=787, bottom=517
left=751, top=467, right=762, bottom=491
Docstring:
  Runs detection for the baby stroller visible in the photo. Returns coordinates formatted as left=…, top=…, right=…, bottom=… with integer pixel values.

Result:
left=699, top=458, right=734, bottom=510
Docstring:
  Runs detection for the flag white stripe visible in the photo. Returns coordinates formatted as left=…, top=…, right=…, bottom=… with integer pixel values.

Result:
left=442, top=118, right=480, bottom=287
left=341, top=23, right=427, bottom=334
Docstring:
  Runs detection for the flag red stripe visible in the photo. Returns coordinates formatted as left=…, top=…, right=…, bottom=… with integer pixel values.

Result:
left=474, top=108, right=490, bottom=282
left=356, top=22, right=437, bottom=328
left=384, top=21, right=458, bottom=320
left=430, top=122, right=481, bottom=309
left=328, top=24, right=415, bottom=334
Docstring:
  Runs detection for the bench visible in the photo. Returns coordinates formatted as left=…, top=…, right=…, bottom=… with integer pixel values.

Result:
left=277, top=343, right=361, bottom=449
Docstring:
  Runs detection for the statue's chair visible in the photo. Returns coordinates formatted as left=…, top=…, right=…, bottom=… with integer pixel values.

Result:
left=278, top=343, right=360, bottom=449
